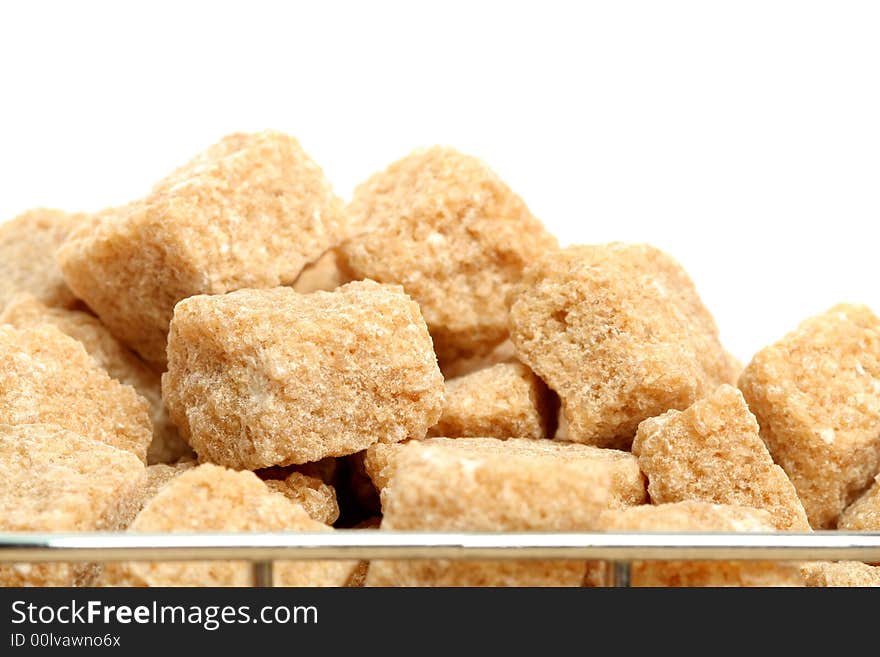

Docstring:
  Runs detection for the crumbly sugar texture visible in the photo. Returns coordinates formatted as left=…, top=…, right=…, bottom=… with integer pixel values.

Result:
left=138, top=461, right=198, bottom=511
left=362, top=443, right=400, bottom=492
left=739, top=304, right=880, bottom=528
left=0, top=324, right=153, bottom=462
left=428, top=362, right=553, bottom=440
left=508, top=244, right=737, bottom=450
left=292, top=250, right=350, bottom=294
left=0, top=423, right=146, bottom=586
left=339, top=147, right=557, bottom=364
left=597, top=502, right=803, bottom=586
left=101, top=464, right=355, bottom=587
left=57, top=131, right=347, bottom=367
left=265, top=472, right=340, bottom=524
left=838, top=474, right=880, bottom=530
left=364, top=437, right=646, bottom=586
left=800, top=561, right=880, bottom=587
left=632, top=384, right=809, bottom=530
left=0, top=294, right=191, bottom=463
left=0, top=208, right=83, bottom=311
left=162, top=281, right=444, bottom=469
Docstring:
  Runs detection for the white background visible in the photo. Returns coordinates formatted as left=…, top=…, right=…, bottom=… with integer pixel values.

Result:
left=1, top=1, right=877, bottom=362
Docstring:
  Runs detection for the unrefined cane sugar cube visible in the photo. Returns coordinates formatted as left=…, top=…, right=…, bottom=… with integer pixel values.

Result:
left=601, top=499, right=774, bottom=532
left=265, top=472, right=340, bottom=525
left=800, top=561, right=880, bottom=587
left=101, top=464, right=356, bottom=587
left=597, top=502, right=803, bottom=586
left=0, top=293, right=192, bottom=464
left=339, top=147, right=557, bottom=364
left=427, top=362, right=553, bottom=440
left=838, top=474, right=880, bottom=531
left=508, top=243, right=737, bottom=450
left=57, top=131, right=347, bottom=367
left=0, top=423, right=146, bottom=586
left=0, top=208, right=83, bottom=311
left=364, top=437, right=646, bottom=503
left=361, top=442, right=400, bottom=492
left=632, top=384, right=809, bottom=530
left=364, top=437, right=646, bottom=586
left=0, top=324, right=153, bottom=462
left=739, top=304, right=880, bottom=528
left=52, top=206, right=119, bottom=254
left=162, top=281, right=444, bottom=469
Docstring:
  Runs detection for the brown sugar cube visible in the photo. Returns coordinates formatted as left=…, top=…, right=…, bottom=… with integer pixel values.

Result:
left=0, top=324, right=153, bottom=462
left=0, top=423, right=146, bottom=586
left=265, top=472, right=340, bottom=525
left=363, top=437, right=646, bottom=503
left=427, top=362, right=553, bottom=440
left=597, top=502, right=803, bottom=586
left=739, top=304, right=880, bottom=528
left=57, top=131, right=347, bottom=368
left=0, top=293, right=192, bottom=464
left=364, top=437, right=646, bottom=586
left=439, top=339, right=517, bottom=380
left=292, top=250, right=351, bottom=294
left=508, top=243, right=737, bottom=450
left=162, top=281, right=444, bottom=469
left=632, top=384, right=809, bottom=530
left=101, top=464, right=355, bottom=587
left=362, top=442, right=400, bottom=492
left=838, top=474, right=880, bottom=531
left=0, top=208, right=83, bottom=311
left=801, top=561, right=880, bottom=587
left=339, top=147, right=557, bottom=364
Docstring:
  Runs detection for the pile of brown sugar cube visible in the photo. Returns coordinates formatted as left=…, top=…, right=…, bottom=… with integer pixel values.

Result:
left=1, top=131, right=879, bottom=587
